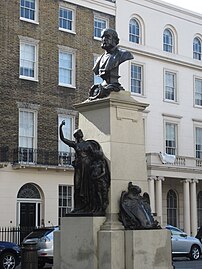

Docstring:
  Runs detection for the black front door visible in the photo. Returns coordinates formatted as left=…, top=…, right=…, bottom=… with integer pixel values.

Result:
left=20, top=203, right=37, bottom=242
left=20, top=202, right=36, bottom=227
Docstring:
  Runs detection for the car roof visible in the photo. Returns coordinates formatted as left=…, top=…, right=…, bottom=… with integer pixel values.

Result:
left=25, top=226, right=59, bottom=239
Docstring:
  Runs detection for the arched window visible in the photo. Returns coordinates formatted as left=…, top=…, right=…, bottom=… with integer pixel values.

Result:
left=163, top=29, right=173, bottom=53
left=17, top=183, right=40, bottom=199
left=197, top=191, right=202, bottom=227
left=129, top=18, right=140, bottom=44
left=193, top=37, right=201, bottom=60
left=167, top=189, right=178, bottom=226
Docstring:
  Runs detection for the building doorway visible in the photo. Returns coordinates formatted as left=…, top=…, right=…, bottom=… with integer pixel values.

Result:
left=17, top=183, right=43, bottom=231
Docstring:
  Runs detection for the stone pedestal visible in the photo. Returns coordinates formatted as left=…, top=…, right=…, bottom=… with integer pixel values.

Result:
left=53, top=217, right=105, bottom=269
left=125, top=229, right=173, bottom=269
left=75, top=91, right=149, bottom=228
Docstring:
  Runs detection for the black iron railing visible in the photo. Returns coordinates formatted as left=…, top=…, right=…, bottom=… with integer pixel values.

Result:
left=0, top=226, right=35, bottom=245
left=0, top=145, right=74, bottom=167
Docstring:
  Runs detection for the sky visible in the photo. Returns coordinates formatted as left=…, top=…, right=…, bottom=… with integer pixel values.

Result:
left=163, top=0, right=202, bottom=14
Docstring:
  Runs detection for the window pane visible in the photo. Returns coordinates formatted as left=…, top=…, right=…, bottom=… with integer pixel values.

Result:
left=94, top=18, right=106, bottom=38
left=195, top=78, right=202, bottom=106
left=19, top=111, right=34, bottom=148
left=59, top=7, right=73, bottom=31
left=59, top=51, right=72, bottom=85
left=20, top=43, right=35, bottom=78
left=163, top=29, right=173, bottom=53
left=167, top=190, right=178, bottom=227
left=166, top=123, right=177, bottom=155
left=129, top=19, right=140, bottom=44
left=196, top=127, right=202, bottom=158
left=20, top=0, right=36, bottom=21
left=131, top=64, right=142, bottom=94
left=193, top=38, right=201, bottom=60
left=58, top=115, right=75, bottom=166
left=165, top=71, right=176, bottom=101
left=19, top=110, right=35, bottom=163
left=58, top=185, right=73, bottom=225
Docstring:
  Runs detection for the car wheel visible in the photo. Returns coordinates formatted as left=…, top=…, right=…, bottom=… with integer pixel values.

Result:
left=0, top=252, right=17, bottom=269
left=189, top=245, right=201, bottom=260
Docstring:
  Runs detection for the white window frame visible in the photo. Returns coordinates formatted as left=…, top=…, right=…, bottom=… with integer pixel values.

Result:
left=59, top=4, right=76, bottom=34
left=19, top=108, right=38, bottom=163
left=164, top=120, right=178, bottom=156
left=194, top=76, right=202, bottom=107
left=167, top=189, right=178, bottom=227
left=129, top=18, right=141, bottom=44
left=130, top=63, right=144, bottom=96
left=94, top=15, right=108, bottom=40
left=163, top=28, right=174, bottom=53
left=193, top=37, right=202, bottom=60
left=195, top=126, right=202, bottom=159
left=58, top=185, right=74, bottom=225
left=58, top=46, right=76, bottom=88
left=58, top=113, right=75, bottom=153
left=164, top=69, right=177, bottom=102
left=20, top=0, right=39, bottom=24
left=19, top=36, right=39, bottom=81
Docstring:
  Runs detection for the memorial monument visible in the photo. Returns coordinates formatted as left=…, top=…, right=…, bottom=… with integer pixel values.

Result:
left=53, top=28, right=173, bottom=269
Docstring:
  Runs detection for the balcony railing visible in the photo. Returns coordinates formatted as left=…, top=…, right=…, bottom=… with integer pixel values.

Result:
left=0, top=145, right=74, bottom=167
left=146, top=152, right=202, bottom=169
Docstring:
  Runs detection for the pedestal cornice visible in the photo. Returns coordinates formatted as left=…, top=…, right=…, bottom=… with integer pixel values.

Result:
left=74, top=91, right=149, bottom=112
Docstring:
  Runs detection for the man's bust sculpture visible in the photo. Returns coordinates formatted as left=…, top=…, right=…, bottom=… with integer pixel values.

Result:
left=89, top=28, right=134, bottom=100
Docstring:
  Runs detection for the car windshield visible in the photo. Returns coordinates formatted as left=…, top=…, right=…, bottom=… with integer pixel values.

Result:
left=166, top=226, right=187, bottom=236
left=26, top=228, right=54, bottom=239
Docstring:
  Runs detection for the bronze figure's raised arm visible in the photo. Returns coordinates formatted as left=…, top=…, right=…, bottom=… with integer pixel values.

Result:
left=89, top=28, right=134, bottom=100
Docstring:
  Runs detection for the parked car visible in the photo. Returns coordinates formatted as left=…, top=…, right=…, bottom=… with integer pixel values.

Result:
left=166, top=225, right=202, bottom=260
left=22, top=226, right=59, bottom=268
left=0, top=241, right=21, bottom=269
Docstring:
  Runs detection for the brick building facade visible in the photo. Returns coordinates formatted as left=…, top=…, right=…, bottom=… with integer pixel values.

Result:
left=0, top=0, right=115, bottom=228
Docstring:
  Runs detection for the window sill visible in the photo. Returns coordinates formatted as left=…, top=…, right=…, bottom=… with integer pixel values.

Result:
left=194, top=104, right=202, bottom=109
left=94, top=37, right=102, bottom=41
left=131, top=92, right=145, bottom=97
left=58, top=84, right=76, bottom=89
left=163, top=99, right=178, bottom=105
left=20, top=18, right=39, bottom=25
left=59, top=28, right=76, bottom=35
left=19, top=76, right=38, bottom=82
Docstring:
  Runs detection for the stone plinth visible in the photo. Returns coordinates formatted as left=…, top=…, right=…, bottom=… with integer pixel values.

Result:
left=53, top=217, right=105, bottom=269
left=75, top=91, right=149, bottom=227
left=125, top=229, right=173, bottom=269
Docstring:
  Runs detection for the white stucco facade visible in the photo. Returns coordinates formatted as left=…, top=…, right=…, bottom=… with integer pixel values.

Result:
left=0, top=164, right=74, bottom=227
left=117, top=0, right=202, bottom=235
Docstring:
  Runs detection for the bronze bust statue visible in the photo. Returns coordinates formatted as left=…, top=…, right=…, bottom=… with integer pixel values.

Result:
left=89, top=28, right=134, bottom=100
